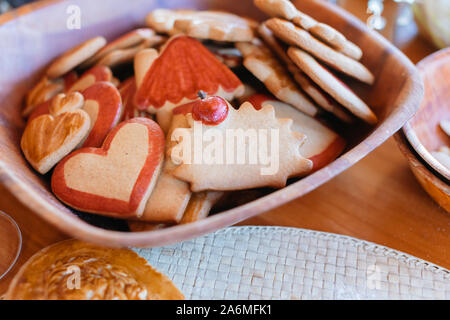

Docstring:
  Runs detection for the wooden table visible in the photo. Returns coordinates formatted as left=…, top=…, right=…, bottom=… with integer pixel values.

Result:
left=0, top=1, right=448, bottom=295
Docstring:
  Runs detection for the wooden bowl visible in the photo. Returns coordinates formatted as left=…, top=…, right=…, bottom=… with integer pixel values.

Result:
left=403, top=48, right=450, bottom=181
left=0, top=0, right=423, bottom=247
left=395, top=132, right=449, bottom=212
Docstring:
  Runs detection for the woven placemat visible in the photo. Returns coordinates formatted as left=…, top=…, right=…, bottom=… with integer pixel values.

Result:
left=134, top=227, right=450, bottom=300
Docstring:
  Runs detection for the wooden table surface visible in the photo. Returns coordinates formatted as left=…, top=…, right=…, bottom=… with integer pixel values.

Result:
left=0, top=0, right=449, bottom=295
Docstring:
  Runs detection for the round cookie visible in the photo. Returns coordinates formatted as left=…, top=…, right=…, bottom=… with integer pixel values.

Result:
left=266, top=18, right=373, bottom=84
left=46, top=37, right=107, bottom=79
left=5, top=240, right=184, bottom=300
left=288, top=47, right=377, bottom=125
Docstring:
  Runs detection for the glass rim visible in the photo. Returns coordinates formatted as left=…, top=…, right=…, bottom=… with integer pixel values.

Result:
left=0, top=210, right=22, bottom=280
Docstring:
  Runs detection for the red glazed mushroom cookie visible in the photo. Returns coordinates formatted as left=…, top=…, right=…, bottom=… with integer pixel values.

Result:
left=134, top=35, right=244, bottom=132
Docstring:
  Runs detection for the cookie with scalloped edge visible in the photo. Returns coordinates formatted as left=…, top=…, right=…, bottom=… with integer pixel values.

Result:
left=236, top=40, right=318, bottom=117
left=146, top=9, right=257, bottom=42
left=266, top=18, right=373, bottom=84
left=288, top=47, right=377, bottom=124
left=257, top=23, right=353, bottom=123
left=254, top=0, right=362, bottom=60
left=171, top=99, right=313, bottom=192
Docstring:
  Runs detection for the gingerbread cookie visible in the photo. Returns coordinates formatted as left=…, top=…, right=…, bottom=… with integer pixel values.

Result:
left=134, top=36, right=244, bottom=132
left=146, top=9, right=257, bottom=42
left=205, top=45, right=244, bottom=69
left=248, top=94, right=346, bottom=171
left=292, top=71, right=353, bottom=123
left=257, top=23, right=353, bottom=123
left=140, top=114, right=192, bottom=224
left=49, top=92, right=85, bottom=116
left=21, top=93, right=91, bottom=174
left=51, top=118, right=165, bottom=219
left=288, top=48, right=377, bottom=124
left=46, top=37, right=107, bottom=79
left=67, top=65, right=113, bottom=93
left=170, top=96, right=313, bottom=191
left=63, top=71, right=79, bottom=91
left=80, top=82, right=124, bottom=148
left=80, top=29, right=165, bottom=68
left=180, top=191, right=224, bottom=224
left=145, top=9, right=196, bottom=35
left=27, top=99, right=53, bottom=124
left=95, top=42, right=153, bottom=69
left=22, top=77, right=64, bottom=117
left=128, top=191, right=223, bottom=232
left=254, top=0, right=362, bottom=60
left=266, top=18, right=373, bottom=84
left=118, top=77, right=146, bottom=121
left=5, top=240, right=184, bottom=300
left=236, top=40, right=318, bottom=117
left=128, top=221, right=167, bottom=232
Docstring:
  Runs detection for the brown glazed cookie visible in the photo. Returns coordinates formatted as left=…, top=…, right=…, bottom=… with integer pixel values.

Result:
left=5, top=240, right=184, bottom=300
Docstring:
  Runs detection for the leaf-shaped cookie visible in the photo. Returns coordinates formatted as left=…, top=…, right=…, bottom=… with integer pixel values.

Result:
left=170, top=98, right=313, bottom=192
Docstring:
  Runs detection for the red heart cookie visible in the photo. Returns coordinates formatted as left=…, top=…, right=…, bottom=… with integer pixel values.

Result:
left=118, top=77, right=142, bottom=121
left=67, top=65, right=113, bottom=93
left=81, top=82, right=123, bottom=148
left=28, top=99, right=52, bottom=123
left=63, top=71, right=79, bottom=92
left=52, top=118, right=165, bottom=218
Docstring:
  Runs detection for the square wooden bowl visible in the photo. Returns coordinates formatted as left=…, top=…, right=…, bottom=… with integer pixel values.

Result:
left=0, top=0, right=423, bottom=247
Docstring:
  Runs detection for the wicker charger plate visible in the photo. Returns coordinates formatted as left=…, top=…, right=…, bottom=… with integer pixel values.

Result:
left=135, top=227, right=450, bottom=300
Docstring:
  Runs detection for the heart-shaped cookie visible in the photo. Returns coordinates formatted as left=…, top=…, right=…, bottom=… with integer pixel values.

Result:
left=21, top=110, right=91, bottom=174
left=118, top=77, right=142, bottom=121
left=81, top=82, right=123, bottom=148
left=51, top=118, right=165, bottom=218
left=27, top=82, right=123, bottom=147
